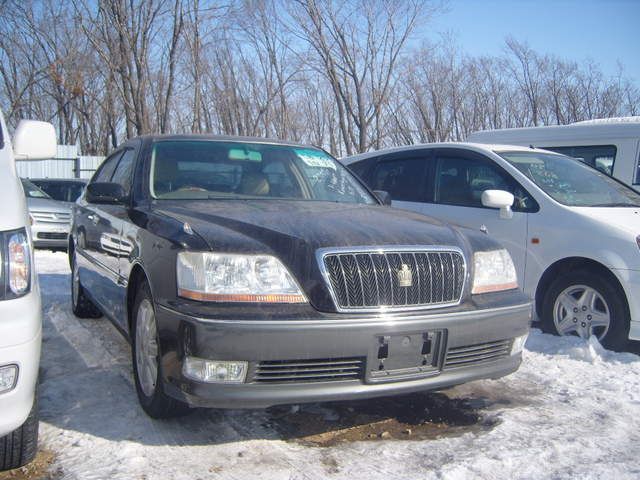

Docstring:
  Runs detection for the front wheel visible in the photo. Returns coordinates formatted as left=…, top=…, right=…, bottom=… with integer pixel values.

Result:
left=0, top=395, right=38, bottom=471
left=541, top=269, right=629, bottom=351
left=132, top=281, right=189, bottom=418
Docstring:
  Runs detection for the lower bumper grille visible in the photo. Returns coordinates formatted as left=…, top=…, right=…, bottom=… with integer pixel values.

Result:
left=444, top=339, right=513, bottom=369
left=253, top=357, right=365, bottom=383
left=37, top=232, right=68, bottom=240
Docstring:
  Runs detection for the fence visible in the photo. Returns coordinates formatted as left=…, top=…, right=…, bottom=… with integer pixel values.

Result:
left=15, top=144, right=105, bottom=179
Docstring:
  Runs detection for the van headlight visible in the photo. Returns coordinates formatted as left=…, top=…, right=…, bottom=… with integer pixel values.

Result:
left=176, top=252, right=307, bottom=303
left=471, top=249, right=518, bottom=294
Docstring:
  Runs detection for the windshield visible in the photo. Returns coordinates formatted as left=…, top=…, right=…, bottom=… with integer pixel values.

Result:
left=498, top=151, right=640, bottom=207
left=150, top=140, right=376, bottom=204
left=21, top=179, right=52, bottom=199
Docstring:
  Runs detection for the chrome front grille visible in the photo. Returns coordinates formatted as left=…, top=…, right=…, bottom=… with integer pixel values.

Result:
left=444, top=339, right=513, bottom=369
left=253, top=357, right=364, bottom=383
left=319, top=247, right=466, bottom=312
left=31, top=211, right=71, bottom=224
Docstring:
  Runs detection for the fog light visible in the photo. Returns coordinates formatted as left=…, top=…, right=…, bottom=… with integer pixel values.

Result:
left=0, top=364, right=18, bottom=394
left=511, top=333, right=529, bottom=355
left=183, top=357, right=247, bottom=384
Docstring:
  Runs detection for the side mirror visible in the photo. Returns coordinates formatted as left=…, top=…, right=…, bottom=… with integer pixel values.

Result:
left=481, top=189, right=514, bottom=219
left=86, top=182, right=126, bottom=204
left=373, top=190, right=392, bottom=206
left=12, top=120, right=57, bottom=160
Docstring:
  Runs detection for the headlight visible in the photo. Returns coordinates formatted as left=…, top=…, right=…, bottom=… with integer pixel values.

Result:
left=0, top=228, right=31, bottom=300
left=177, top=252, right=306, bottom=303
left=471, top=249, right=518, bottom=294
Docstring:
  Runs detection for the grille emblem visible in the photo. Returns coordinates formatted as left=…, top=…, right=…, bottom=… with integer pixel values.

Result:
left=397, top=264, right=413, bottom=287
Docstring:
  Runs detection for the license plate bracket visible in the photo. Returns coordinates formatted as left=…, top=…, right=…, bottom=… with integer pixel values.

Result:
left=367, top=330, right=444, bottom=383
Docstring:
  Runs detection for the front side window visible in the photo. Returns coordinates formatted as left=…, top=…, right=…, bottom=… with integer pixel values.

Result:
left=434, top=155, right=536, bottom=212
left=111, top=149, right=135, bottom=193
left=149, top=141, right=375, bottom=204
left=544, top=145, right=617, bottom=176
left=92, top=151, right=123, bottom=184
left=370, top=157, right=427, bottom=202
left=500, top=151, right=640, bottom=207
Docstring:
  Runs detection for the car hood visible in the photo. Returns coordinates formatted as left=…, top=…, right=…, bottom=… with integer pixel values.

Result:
left=154, top=200, right=474, bottom=312
left=155, top=200, right=463, bottom=252
left=572, top=206, right=640, bottom=236
left=27, top=197, right=72, bottom=213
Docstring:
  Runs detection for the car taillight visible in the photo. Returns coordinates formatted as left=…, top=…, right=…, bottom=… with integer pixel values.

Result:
left=1, top=228, right=31, bottom=299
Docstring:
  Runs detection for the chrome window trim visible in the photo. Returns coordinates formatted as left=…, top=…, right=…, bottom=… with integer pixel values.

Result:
left=316, top=245, right=467, bottom=313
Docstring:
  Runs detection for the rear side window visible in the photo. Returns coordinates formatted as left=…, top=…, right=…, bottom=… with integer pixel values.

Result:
left=370, top=157, right=427, bottom=202
left=544, top=145, right=616, bottom=176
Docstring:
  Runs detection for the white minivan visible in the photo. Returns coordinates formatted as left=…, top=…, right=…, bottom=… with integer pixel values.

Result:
left=0, top=111, right=56, bottom=470
left=468, top=117, right=640, bottom=189
left=344, top=143, right=640, bottom=351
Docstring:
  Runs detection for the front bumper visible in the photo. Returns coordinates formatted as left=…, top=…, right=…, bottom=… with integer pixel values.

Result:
left=31, top=222, right=69, bottom=248
left=0, top=289, right=42, bottom=436
left=155, top=301, right=532, bottom=409
left=613, top=268, right=640, bottom=341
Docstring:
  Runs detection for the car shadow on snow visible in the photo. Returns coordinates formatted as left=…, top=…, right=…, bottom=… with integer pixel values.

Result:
left=38, top=273, right=526, bottom=447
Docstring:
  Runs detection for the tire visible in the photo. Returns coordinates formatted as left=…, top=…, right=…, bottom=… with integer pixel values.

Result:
left=541, top=268, right=629, bottom=351
left=0, top=394, right=38, bottom=471
left=70, top=250, right=103, bottom=318
left=131, top=280, right=189, bottom=419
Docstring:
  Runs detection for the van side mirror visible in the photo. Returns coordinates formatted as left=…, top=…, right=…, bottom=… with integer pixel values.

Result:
left=373, top=190, right=392, bottom=206
left=12, top=120, right=57, bottom=160
left=86, top=182, right=126, bottom=204
left=481, top=190, right=514, bottom=219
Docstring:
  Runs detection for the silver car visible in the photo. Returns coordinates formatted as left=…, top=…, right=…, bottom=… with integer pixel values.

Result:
left=21, top=178, right=71, bottom=249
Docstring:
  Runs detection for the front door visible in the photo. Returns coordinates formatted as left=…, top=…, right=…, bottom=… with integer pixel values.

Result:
left=406, top=149, right=536, bottom=292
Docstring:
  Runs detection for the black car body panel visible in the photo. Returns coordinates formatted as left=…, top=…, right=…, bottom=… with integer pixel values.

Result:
left=70, top=135, right=531, bottom=409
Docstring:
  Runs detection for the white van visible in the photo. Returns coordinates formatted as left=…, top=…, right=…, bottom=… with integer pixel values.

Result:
left=344, top=142, right=640, bottom=352
left=0, top=111, right=56, bottom=470
left=468, top=117, right=640, bottom=189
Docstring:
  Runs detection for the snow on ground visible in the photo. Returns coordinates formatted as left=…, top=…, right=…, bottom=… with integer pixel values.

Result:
left=34, top=250, right=640, bottom=480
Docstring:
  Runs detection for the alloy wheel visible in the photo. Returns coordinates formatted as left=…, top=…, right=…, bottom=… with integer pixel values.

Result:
left=553, top=284, right=611, bottom=340
left=135, top=299, right=159, bottom=397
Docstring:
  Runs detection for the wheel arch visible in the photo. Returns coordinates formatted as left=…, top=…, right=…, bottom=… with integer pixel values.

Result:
left=127, top=262, right=152, bottom=334
left=535, top=256, right=629, bottom=319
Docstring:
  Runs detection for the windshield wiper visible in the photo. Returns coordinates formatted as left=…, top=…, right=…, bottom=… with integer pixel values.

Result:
left=591, top=202, right=640, bottom=207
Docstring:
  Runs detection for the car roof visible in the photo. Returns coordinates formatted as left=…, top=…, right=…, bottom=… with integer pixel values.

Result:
left=30, top=178, right=87, bottom=183
left=469, top=118, right=640, bottom=143
left=340, top=142, right=558, bottom=164
left=122, top=134, right=317, bottom=150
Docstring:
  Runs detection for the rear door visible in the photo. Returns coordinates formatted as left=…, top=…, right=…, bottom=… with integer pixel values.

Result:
left=74, top=150, right=125, bottom=315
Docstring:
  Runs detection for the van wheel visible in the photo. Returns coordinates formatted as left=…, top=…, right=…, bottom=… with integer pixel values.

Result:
left=71, top=251, right=102, bottom=318
left=0, top=394, right=38, bottom=471
left=132, top=281, right=189, bottom=419
left=541, top=269, right=629, bottom=351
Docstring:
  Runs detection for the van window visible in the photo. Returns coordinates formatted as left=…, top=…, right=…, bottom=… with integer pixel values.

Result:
left=370, top=157, right=427, bottom=202
left=543, top=145, right=616, bottom=176
left=434, top=154, right=537, bottom=212
left=635, top=146, right=640, bottom=185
